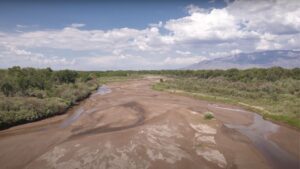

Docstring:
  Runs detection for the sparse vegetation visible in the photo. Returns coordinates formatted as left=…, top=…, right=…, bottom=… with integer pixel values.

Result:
left=153, top=67, right=300, bottom=129
left=1, top=66, right=299, bottom=129
left=204, top=112, right=214, bottom=120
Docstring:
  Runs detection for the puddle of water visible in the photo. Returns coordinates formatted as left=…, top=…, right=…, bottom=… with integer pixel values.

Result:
left=94, top=85, right=111, bottom=95
left=212, top=105, right=248, bottom=113
left=225, top=113, right=299, bottom=169
left=60, top=108, right=84, bottom=128
left=60, top=86, right=111, bottom=129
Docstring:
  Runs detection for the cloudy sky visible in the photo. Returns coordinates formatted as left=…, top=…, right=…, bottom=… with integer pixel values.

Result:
left=0, top=0, right=299, bottom=70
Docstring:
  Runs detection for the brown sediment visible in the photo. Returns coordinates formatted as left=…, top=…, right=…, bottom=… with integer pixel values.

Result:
left=0, top=76, right=299, bottom=169
left=268, top=127, right=300, bottom=159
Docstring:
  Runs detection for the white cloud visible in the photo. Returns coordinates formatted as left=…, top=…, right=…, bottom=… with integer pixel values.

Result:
left=70, top=23, right=86, bottom=28
left=149, top=21, right=163, bottom=28
left=228, top=0, right=300, bottom=35
left=209, top=49, right=242, bottom=58
left=164, top=7, right=257, bottom=42
left=0, top=44, right=74, bottom=69
left=163, top=56, right=206, bottom=65
left=0, top=0, right=299, bottom=70
left=2, top=26, right=167, bottom=52
left=186, top=4, right=208, bottom=14
left=176, top=50, right=191, bottom=55
left=16, top=24, right=29, bottom=28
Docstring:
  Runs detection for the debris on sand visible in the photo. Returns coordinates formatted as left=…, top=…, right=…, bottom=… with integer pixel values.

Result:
left=190, top=123, right=227, bottom=168
left=196, top=148, right=227, bottom=168
left=189, top=124, right=216, bottom=134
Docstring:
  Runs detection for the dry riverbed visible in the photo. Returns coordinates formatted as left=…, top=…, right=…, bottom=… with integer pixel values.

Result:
left=0, top=77, right=299, bottom=169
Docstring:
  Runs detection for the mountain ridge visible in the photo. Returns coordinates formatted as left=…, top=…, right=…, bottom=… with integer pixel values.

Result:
left=187, top=50, right=300, bottom=70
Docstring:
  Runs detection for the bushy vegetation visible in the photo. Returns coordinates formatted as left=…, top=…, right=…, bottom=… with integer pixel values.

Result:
left=1, top=66, right=299, bottom=129
left=143, top=67, right=300, bottom=82
left=153, top=67, right=300, bottom=129
left=204, top=112, right=214, bottom=120
left=0, top=66, right=98, bottom=129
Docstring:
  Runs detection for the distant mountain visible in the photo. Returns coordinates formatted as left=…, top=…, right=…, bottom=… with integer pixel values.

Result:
left=187, top=50, right=300, bottom=70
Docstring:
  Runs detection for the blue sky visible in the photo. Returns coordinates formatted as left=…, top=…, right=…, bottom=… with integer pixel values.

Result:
left=0, top=0, right=226, bottom=32
left=0, top=0, right=299, bottom=70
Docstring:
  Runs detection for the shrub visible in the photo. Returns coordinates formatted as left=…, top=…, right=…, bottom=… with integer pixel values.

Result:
left=54, top=70, right=78, bottom=84
left=1, top=82, right=13, bottom=97
left=0, top=67, right=101, bottom=129
left=81, top=73, right=93, bottom=82
left=204, top=112, right=214, bottom=120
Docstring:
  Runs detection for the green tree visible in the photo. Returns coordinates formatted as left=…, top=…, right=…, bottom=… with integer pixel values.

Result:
left=1, top=82, right=13, bottom=96
left=54, top=70, right=78, bottom=84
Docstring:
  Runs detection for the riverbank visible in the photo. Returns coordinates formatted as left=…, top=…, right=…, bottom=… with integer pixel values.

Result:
left=0, top=81, right=98, bottom=130
left=0, top=77, right=299, bottom=169
left=153, top=77, right=300, bottom=130
left=0, top=74, right=143, bottom=130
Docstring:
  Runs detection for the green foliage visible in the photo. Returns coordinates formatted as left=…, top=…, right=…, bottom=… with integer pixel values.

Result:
left=1, top=82, right=13, bottom=96
left=80, top=73, right=93, bottom=82
left=0, top=97, right=69, bottom=128
left=54, top=70, right=78, bottom=83
left=0, top=66, right=299, bottom=129
left=204, top=112, right=214, bottom=120
left=0, top=67, right=99, bottom=129
left=152, top=67, right=300, bottom=129
left=94, top=70, right=130, bottom=77
left=263, top=113, right=300, bottom=129
left=136, top=67, right=300, bottom=82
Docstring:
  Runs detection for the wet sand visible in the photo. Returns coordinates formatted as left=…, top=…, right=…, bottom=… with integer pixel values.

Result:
left=0, top=76, right=299, bottom=169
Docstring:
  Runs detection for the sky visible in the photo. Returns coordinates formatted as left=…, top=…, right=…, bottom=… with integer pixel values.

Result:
left=0, top=0, right=299, bottom=70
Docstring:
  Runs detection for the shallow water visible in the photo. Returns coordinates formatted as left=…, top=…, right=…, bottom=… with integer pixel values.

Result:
left=211, top=104, right=248, bottom=113
left=212, top=105, right=300, bottom=169
left=60, top=86, right=112, bottom=128
left=94, top=85, right=111, bottom=95
left=60, top=108, right=84, bottom=128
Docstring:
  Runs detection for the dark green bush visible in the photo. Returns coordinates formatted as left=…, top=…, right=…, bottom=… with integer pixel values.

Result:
left=1, top=82, right=13, bottom=96
left=0, top=67, right=100, bottom=129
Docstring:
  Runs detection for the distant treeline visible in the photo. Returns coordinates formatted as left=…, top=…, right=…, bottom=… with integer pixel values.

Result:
left=1, top=66, right=298, bottom=98
left=137, top=67, right=300, bottom=82
left=152, top=67, right=300, bottom=129
left=0, top=66, right=299, bottom=129
left=89, top=67, right=300, bottom=82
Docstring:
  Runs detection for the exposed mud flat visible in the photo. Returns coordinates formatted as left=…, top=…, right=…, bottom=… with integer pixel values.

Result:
left=0, top=77, right=299, bottom=169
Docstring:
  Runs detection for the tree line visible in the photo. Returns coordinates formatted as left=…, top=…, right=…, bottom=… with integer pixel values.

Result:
left=137, top=67, right=300, bottom=82
left=0, top=66, right=81, bottom=97
left=0, top=66, right=98, bottom=129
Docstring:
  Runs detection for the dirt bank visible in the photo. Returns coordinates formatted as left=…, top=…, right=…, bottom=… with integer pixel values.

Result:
left=0, top=77, right=299, bottom=169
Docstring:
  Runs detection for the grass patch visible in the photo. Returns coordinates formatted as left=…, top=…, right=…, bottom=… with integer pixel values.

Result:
left=98, top=74, right=142, bottom=84
left=263, top=113, right=300, bottom=129
left=153, top=77, right=300, bottom=129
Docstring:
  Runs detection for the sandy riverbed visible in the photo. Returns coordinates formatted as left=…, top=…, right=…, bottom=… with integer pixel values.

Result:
left=0, top=77, right=299, bottom=169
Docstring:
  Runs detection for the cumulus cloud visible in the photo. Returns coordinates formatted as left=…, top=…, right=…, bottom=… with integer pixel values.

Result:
left=70, top=23, right=86, bottom=28
left=163, top=56, right=206, bottom=65
left=176, top=50, right=192, bottom=55
left=164, top=0, right=300, bottom=50
left=165, top=4, right=260, bottom=43
left=0, top=0, right=299, bottom=70
left=228, top=0, right=300, bottom=35
left=208, top=49, right=242, bottom=58
left=0, top=44, right=74, bottom=69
